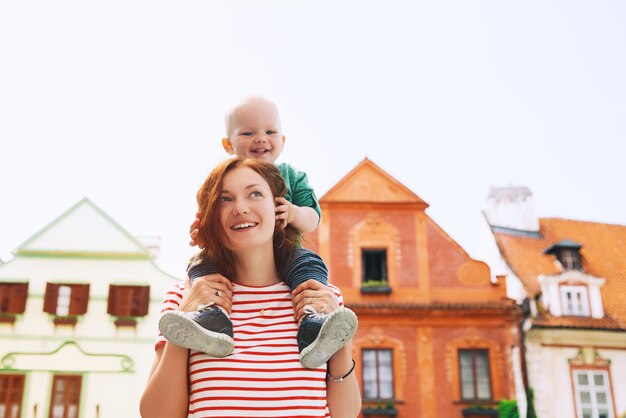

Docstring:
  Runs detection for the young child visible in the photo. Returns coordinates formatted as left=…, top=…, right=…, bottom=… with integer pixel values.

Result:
left=159, top=96, right=358, bottom=369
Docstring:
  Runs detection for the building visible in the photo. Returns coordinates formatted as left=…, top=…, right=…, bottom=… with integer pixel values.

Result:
left=305, top=159, right=522, bottom=418
left=0, top=198, right=178, bottom=418
left=480, top=186, right=626, bottom=418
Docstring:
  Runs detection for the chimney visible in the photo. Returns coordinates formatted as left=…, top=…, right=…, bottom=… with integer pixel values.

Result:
left=483, top=186, right=539, bottom=232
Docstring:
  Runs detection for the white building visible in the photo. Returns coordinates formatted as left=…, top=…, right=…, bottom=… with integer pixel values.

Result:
left=478, top=186, right=626, bottom=418
left=0, top=198, right=179, bottom=418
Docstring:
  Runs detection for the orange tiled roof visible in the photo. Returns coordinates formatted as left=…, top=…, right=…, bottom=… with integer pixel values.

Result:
left=348, top=300, right=519, bottom=312
left=533, top=313, right=623, bottom=330
left=494, top=218, right=626, bottom=330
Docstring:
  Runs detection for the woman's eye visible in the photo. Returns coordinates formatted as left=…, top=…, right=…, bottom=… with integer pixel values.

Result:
left=250, top=191, right=263, bottom=198
left=219, top=195, right=232, bottom=202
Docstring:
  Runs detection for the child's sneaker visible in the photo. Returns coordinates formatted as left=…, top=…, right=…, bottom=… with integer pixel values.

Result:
left=159, top=304, right=234, bottom=357
left=297, top=306, right=358, bottom=369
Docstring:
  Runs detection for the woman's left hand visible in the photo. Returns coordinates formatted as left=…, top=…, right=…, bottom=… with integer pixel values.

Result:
left=291, top=279, right=340, bottom=322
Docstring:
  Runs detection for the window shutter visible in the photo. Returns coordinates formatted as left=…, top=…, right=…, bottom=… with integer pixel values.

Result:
left=10, top=283, right=29, bottom=313
left=107, top=285, right=118, bottom=316
left=80, top=284, right=90, bottom=314
left=50, top=375, right=82, bottom=416
left=137, top=286, right=150, bottom=316
left=107, top=285, right=150, bottom=317
left=0, top=285, right=7, bottom=311
left=69, top=285, right=89, bottom=315
left=43, top=283, right=59, bottom=314
left=0, top=374, right=25, bottom=418
left=118, top=287, right=131, bottom=316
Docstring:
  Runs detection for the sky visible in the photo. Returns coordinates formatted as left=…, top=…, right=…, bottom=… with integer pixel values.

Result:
left=1, top=1, right=625, bottom=277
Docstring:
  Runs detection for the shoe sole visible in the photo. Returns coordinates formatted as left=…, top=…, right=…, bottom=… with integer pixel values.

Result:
left=159, top=310, right=234, bottom=357
left=300, top=307, right=358, bottom=369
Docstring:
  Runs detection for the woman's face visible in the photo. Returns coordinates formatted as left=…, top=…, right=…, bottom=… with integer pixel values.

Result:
left=218, top=166, right=276, bottom=252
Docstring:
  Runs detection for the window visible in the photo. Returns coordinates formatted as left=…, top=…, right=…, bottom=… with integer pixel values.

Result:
left=459, top=349, right=492, bottom=401
left=362, top=349, right=394, bottom=400
left=0, top=374, right=25, bottom=418
left=560, top=249, right=583, bottom=270
left=0, top=283, right=28, bottom=314
left=362, top=249, right=387, bottom=283
left=43, top=284, right=89, bottom=316
left=107, top=285, right=150, bottom=317
left=561, top=286, right=590, bottom=317
left=573, top=370, right=614, bottom=418
left=49, top=375, right=81, bottom=418
left=544, top=241, right=584, bottom=271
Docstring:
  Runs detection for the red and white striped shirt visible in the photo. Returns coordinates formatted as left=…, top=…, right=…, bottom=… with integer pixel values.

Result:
left=156, top=281, right=345, bottom=418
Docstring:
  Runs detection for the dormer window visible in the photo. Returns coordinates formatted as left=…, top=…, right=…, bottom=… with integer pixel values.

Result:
left=544, top=240, right=583, bottom=271
left=560, top=249, right=582, bottom=270
left=560, top=285, right=590, bottom=316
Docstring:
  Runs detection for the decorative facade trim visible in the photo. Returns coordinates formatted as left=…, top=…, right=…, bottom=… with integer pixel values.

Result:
left=353, top=327, right=407, bottom=401
left=445, top=329, right=504, bottom=402
left=348, top=213, right=401, bottom=289
left=1, top=340, right=134, bottom=373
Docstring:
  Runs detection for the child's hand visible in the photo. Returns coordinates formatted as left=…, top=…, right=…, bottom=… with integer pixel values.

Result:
left=275, top=197, right=295, bottom=228
left=189, top=212, right=205, bottom=249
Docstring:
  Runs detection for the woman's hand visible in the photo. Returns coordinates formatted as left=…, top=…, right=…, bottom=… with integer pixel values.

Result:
left=179, top=274, right=234, bottom=314
left=291, top=279, right=339, bottom=322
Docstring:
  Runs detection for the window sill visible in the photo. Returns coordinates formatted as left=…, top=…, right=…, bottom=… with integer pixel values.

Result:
left=361, top=285, right=392, bottom=294
left=53, top=316, right=78, bottom=326
left=114, top=317, right=138, bottom=328
left=363, top=408, right=397, bottom=417
left=0, top=315, right=17, bottom=324
left=461, top=407, right=498, bottom=418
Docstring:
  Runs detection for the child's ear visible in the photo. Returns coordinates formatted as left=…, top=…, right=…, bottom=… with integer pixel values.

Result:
left=281, top=135, right=286, bottom=145
left=222, top=138, right=235, bottom=155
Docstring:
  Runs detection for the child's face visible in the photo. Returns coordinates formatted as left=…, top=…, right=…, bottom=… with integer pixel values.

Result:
left=223, top=99, right=285, bottom=164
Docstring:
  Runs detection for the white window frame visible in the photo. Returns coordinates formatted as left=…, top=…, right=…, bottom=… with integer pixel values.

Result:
left=561, top=285, right=590, bottom=317
left=56, top=285, right=72, bottom=316
left=362, top=349, right=394, bottom=400
left=573, top=369, right=614, bottom=418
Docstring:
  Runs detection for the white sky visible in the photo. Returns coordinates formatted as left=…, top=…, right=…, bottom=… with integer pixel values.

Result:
left=1, top=1, right=625, bottom=277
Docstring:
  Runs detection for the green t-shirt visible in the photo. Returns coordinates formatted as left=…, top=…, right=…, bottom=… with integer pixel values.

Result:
left=276, top=162, right=321, bottom=220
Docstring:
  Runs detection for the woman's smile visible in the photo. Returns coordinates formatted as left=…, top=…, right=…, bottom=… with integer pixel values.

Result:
left=230, top=221, right=259, bottom=231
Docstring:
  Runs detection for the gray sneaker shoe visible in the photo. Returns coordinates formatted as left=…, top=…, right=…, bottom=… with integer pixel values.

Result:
left=298, top=307, right=358, bottom=369
left=159, top=304, right=234, bottom=357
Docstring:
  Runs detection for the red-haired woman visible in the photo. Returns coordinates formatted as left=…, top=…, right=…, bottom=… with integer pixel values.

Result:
left=140, top=158, right=361, bottom=418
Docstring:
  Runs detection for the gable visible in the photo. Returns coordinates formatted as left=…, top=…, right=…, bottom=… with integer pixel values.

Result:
left=15, top=198, right=148, bottom=256
left=321, top=158, right=428, bottom=206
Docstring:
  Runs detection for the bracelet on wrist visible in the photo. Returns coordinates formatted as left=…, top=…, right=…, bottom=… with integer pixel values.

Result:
left=326, top=359, right=356, bottom=382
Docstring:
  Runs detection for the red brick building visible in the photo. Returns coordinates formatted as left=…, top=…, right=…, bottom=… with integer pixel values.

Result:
left=305, top=159, right=522, bottom=417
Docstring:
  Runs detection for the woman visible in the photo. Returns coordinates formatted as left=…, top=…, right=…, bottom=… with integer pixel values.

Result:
left=140, top=158, right=361, bottom=418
